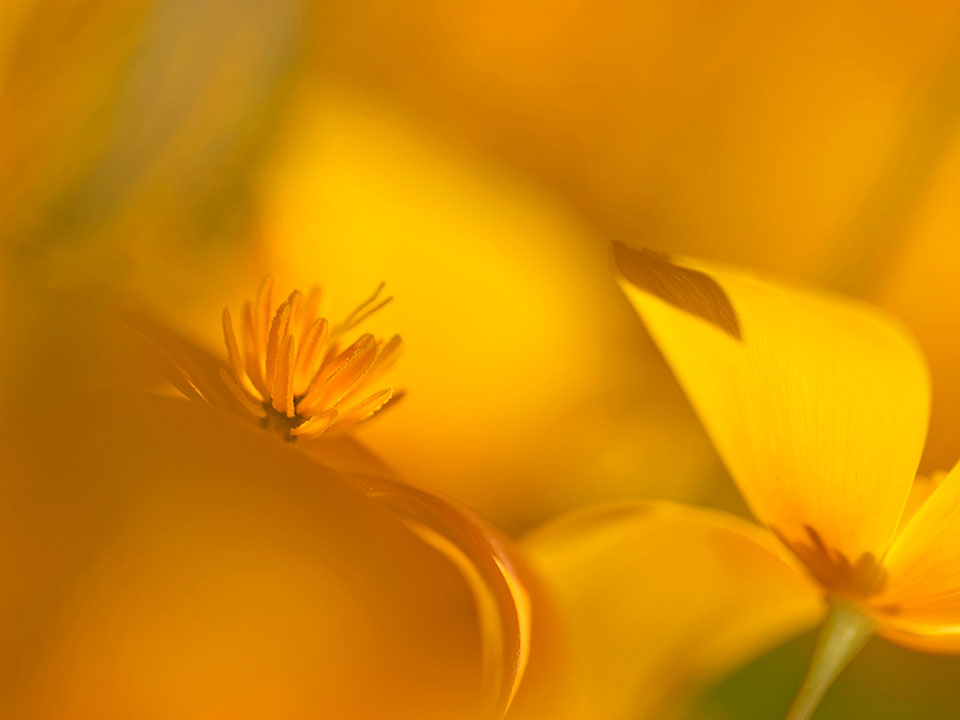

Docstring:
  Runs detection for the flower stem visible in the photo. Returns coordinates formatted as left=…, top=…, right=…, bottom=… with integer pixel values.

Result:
left=785, top=600, right=874, bottom=720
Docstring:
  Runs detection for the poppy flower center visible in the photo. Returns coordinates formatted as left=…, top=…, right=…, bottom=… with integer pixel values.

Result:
left=220, top=275, right=402, bottom=440
left=773, top=525, right=887, bottom=600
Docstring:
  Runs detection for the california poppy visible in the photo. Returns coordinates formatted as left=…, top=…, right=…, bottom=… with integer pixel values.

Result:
left=615, top=243, right=960, bottom=718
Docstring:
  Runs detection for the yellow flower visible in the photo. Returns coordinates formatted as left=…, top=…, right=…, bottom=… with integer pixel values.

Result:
left=1, top=288, right=541, bottom=720
left=255, top=85, right=720, bottom=534
left=614, top=243, right=960, bottom=717
left=20, top=277, right=812, bottom=720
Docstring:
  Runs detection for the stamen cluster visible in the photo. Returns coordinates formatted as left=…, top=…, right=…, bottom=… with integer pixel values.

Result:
left=220, top=276, right=401, bottom=440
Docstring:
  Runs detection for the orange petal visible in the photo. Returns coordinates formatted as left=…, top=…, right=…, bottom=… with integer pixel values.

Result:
left=362, top=475, right=537, bottom=719
left=877, top=622, right=960, bottom=654
left=2, top=385, right=490, bottom=720
left=107, top=302, right=229, bottom=408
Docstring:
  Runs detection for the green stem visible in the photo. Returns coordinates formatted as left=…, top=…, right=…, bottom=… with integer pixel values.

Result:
left=785, top=600, right=874, bottom=720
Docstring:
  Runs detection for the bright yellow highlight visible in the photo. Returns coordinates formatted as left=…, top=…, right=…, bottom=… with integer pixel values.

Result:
left=220, top=275, right=401, bottom=440
left=615, top=243, right=960, bottom=653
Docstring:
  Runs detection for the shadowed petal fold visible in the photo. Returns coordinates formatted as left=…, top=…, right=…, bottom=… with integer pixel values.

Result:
left=358, top=475, right=535, bottom=719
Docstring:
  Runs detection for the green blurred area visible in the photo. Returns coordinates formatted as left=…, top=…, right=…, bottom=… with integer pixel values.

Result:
left=695, top=631, right=960, bottom=720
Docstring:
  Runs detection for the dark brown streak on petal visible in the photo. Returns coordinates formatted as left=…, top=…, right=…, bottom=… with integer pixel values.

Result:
left=613, top=242, right=743, bottom=341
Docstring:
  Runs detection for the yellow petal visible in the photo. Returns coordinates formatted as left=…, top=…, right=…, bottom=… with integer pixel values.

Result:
left=520, top=501, right=821, bottom=720
left=258, top=87, right=721, bottom=533
left=615, top=244, right=930, bottom=577
left=2, top=387, right=493, bottom=720
left=872, top=462, right=960, bottom=630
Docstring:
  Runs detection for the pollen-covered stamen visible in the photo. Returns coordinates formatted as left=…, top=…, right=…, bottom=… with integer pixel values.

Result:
left=220, top=277, right=402, bottom=440
left=297, top=334, right=376, bottom=414
left=301, top=333, right=373, bottom=393
left=289, top=408, right=339, bottom=439
left=272, top=334, right=297, bottom=417
left=337, top=334, right=402, bottom=406
left=293, top=317, right=329, bottom=396
left=328, top=388, right=394, bottom=433
left=264, top=300, right=292, bottom=390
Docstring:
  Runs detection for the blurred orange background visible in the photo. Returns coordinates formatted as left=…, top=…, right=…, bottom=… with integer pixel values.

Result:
left=6, top=1, right=960, bottom=717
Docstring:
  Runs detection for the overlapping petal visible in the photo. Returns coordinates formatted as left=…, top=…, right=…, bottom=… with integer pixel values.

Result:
left=615, top=244, right=931, bottom=581
left=877, top=623, right=960, bottom=654
left=254, top=86, right=721, bottom=533
left=359, top=476, right=536, bottom=719
left=0, top=292, right=540, bottom=719
left=873, top=462, right=960, bottom=628
left=519, top=501, right=822, bottom=720
left=1, top=392, right=488, bottom=719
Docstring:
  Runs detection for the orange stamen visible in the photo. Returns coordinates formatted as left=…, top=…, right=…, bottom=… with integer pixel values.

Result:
left=218, top=276, right=401, bottom=440
left=289, top=408, right=339, bottom=439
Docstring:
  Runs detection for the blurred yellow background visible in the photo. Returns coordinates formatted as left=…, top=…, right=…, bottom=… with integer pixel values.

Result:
left=6, top=1, right=960, bottom=717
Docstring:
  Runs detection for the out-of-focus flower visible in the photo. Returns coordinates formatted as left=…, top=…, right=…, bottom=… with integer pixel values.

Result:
left=615, top=243, right=960, bottom=717
left=307, top=0, right=960, bottom=528
left=512, top=502, right=822, bottom=720
left=311, top=0, right=960, bottom=279
left=12, top=1, right=960, bottom=714
left=879, top=137, right=960, bottom=479
left=3, top=277, right=822, bottom=720
left=0, top=288, right=544, bottom=720
left=252, top=84, right=719, bottom=533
